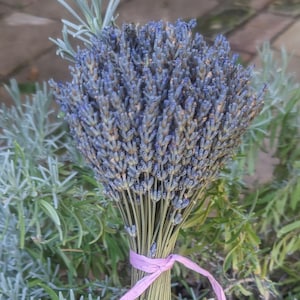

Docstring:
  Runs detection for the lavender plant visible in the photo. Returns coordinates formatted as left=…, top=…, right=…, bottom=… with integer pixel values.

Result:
left=0, top=80, right=128, bottom=299
left=50, top=0, right=120, bottom=61
left=50, top=17, right=263, bottom=299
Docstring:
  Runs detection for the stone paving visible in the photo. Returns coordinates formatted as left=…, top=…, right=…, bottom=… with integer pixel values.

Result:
left=1, top=0, right=300, bottom=105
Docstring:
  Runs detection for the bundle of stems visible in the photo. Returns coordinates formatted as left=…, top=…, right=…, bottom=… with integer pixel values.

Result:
left=50, top=1, right=264, bottom=299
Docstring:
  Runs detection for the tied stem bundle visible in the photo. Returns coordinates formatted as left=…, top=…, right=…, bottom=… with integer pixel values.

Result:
left=50, top=20, right=263, bottom=299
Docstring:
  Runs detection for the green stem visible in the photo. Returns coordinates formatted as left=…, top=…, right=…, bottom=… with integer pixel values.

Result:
left=127, top=186, right=210, bottom=299
left=142, top=270, right=172, bottom=300
left=130, top=238, right=177, bottom=300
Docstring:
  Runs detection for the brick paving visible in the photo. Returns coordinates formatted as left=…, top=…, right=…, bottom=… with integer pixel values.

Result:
left=0, top=0, right=300, bottom=105
left=228, top=12, right=292, bottom=54
left=249, top=0, right=274, bottom=11
left=118, top=0, right=218, bottom=23
left=0, top=13, right=60, bottom=78
left=273, top=20, right=300, bottom=56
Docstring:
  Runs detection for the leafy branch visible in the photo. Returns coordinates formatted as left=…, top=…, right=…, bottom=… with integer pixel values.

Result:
left=49, top=0, right=120, bottom=61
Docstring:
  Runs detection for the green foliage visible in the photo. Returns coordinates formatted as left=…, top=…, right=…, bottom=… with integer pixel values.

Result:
left=243, top=45, right=300, bottom=299
left=0, top=205, right=57, bottom=300
left=174, top=44, right=300, bottom=299
left=50, top=0, right=120, bottom=61
left=0, top=80, right=128, bottom=299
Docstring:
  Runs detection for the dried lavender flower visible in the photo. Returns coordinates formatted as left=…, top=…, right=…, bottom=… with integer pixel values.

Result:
left=50, top=19, right=263, bottom=258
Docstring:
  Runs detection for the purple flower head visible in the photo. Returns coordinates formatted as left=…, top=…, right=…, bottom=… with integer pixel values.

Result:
left=50, top=20, right=263, bottom=211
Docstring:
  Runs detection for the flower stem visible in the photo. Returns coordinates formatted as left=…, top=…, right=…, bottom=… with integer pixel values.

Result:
left=130, top=257, right=173, bottom=300
left=142, top=270, right=172, bottom=300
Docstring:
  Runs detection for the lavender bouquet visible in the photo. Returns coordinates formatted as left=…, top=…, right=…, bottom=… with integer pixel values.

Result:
left=50, top=1, right=263, bottom=299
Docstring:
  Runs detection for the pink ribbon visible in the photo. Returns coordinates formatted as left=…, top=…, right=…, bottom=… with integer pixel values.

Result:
left=120, top=250, right=226, bottom=300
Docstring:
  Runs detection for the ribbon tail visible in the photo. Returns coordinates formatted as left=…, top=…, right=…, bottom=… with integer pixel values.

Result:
left=120, top=270, right=162, bottom=300
left=173, top=254, right=226, bottom=300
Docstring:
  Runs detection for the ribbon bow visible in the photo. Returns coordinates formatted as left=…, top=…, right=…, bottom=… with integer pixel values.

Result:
left=121, top=250, right=226, bottom=300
